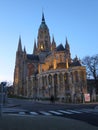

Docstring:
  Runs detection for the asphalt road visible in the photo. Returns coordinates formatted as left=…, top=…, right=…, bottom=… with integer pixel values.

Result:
left=4, top=98, right=98, bottom=127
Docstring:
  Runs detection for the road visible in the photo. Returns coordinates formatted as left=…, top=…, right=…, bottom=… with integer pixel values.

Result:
left=3, top=98, right=98, bottom=127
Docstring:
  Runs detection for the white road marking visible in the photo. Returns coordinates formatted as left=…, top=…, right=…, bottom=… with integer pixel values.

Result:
left=49, top=110, right=63, bottom=115
left=39, top=111, right=52, bottom=116
left=30, top=112, right=39, bottom=115
left=67, top=110, right=82, bottom=114
left=5, top=108, right=98, bottom=117
left=58, top=110, right=73, bottom=114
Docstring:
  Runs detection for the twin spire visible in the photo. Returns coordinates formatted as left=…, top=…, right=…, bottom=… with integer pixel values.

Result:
left=17, top=36, right=22, bottom=52
left=17, top=36, right=26, bottom=54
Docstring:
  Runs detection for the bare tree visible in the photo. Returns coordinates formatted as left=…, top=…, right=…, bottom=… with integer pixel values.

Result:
left=82, top=54, right=98, bottom=91
left=82, top=54, right=98, bottom=79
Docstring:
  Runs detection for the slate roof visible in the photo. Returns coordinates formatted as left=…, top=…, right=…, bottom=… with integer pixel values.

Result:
left=27, top=54, right=39, bottom=61
left=71, top=60, right=81, bottom=67
left=40, top=22, right=48, bottom=29
left=56, top=44, right=65, bottom=51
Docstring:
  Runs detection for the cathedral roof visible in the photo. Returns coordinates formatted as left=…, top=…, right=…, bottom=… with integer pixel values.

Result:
left=40, top=22, right=48, bottom=29
left=71, top=61, right=81, bottom=66
left=27, top=54, right=39, bottom=61
left=71, top=57, right=82, bottom=67
left=56, top=44, right=65, bottom=51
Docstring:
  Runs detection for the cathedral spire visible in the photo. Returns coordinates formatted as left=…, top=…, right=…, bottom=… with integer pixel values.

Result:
left=23, top=46, right=27, bottom=59
left=65, top=37, right=71, bottom=63
left=42, top=12, right=45, bottom=23
left=51, top=35, right=56, bottom=51
left=65, top=37, right=70, bottom=51
left=24, top=46, right=26, bottom=54
left=33, top=39, right=37, bottom=54
left=17, top=36, right=22, bottom=52
left=52, top=35, right=55, bottom=44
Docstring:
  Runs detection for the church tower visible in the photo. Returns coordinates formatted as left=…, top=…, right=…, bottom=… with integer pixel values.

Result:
left=37, top=12, right=51, bottom=54
left=14, top=36, right=24, bottom=95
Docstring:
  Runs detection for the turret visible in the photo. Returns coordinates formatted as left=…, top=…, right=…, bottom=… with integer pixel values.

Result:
left=17, top=36, right=22, bottom=52
left=33, top=39, right=37, bottom=54
left=65, top=38, right=71, bottom=63
left=65, top=38, right=70, bottom=52
left=16, top=36, right=23, bottom=65
left=23, top=46, right=27, bottom=59
left=51, top=36, right=56, bottom=51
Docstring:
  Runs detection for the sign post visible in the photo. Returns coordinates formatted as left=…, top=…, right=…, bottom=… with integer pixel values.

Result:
left=84, top=93, right=90, bottom=102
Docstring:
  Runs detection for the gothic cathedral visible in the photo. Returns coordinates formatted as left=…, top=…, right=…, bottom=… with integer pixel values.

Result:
left=13, top=13, right=87, bottom=102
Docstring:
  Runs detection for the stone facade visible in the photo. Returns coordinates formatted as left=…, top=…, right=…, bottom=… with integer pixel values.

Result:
left=13, top=13, right=87, bottom=102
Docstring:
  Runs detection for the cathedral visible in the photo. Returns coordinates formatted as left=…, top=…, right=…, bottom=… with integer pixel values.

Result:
left=13, top=13, right=87, bottom=102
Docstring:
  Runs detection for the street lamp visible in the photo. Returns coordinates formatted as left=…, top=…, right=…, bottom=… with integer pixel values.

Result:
left=0, top=82, right=6, bottom=117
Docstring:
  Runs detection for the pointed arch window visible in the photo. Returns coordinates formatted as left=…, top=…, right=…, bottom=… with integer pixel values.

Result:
left=40, top=43, right=44, bottom=50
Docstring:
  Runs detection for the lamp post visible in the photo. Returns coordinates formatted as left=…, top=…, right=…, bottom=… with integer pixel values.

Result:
left=0, top=83, right=3, bottom=117
left=0, top=82, right=6, bottom=117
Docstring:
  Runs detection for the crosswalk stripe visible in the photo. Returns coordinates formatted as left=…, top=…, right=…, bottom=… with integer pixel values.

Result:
left=58, top=110, right=73, bottom=114
left=49, top=110, right=63, bottom=115
left=67, top=110, right=82, bottom=114
left=30, top=112, right=38, bottom=115
left=5, top=108, right=98, bottom=116
left=39, top=111, right=52, bottom=116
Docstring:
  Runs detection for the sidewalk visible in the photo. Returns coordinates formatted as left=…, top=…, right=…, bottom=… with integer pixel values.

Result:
left=2, top=99, right=27, bottom=113
left=3, top=98, right=98, bottom=107
left=3, top=98, right=20, bottom=108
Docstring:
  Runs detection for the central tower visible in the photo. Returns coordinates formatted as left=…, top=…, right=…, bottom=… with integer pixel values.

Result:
left=37, top=13, right=51, bottom=53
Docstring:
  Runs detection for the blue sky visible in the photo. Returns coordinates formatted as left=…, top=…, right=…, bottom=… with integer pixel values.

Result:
left=0, top=0, right=98, bottom=82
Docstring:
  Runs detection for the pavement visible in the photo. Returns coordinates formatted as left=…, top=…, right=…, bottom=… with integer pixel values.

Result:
left=0, top=99, right=98, bottom=130
left=2, top=98, right=27, bottom=113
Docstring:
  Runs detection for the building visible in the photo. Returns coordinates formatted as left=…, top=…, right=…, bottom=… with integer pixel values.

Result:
left=13, top=13, right=87, bottom=102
